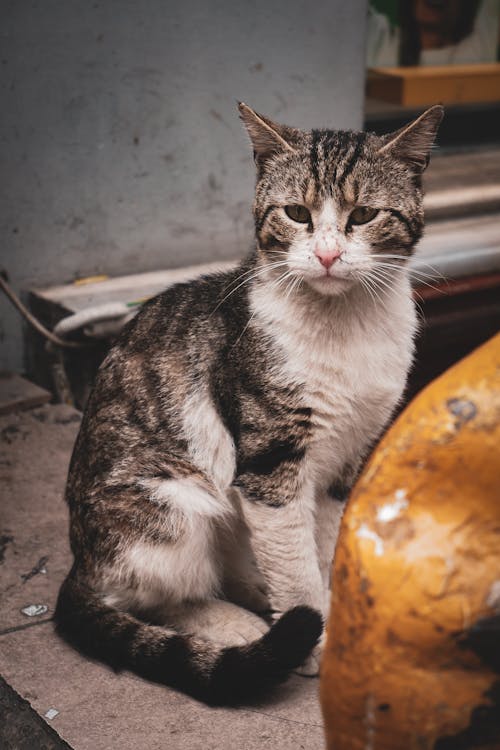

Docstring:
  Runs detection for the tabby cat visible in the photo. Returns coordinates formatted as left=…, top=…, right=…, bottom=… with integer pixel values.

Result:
left=55, top=102, right=443, bottom=704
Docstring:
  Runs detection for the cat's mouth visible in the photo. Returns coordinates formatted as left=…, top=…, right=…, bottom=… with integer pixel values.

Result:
left=313, top=269, right=348, bottom=283
left=305, top=270, right=353, bottom=296
left=315, top=272, right=337, bottom=282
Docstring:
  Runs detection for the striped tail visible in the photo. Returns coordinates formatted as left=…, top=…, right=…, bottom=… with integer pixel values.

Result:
left=54, top=574, right=322, bottom=705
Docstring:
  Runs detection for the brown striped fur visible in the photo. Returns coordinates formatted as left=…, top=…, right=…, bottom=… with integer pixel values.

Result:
left=55, top=102, right=443, bottom=702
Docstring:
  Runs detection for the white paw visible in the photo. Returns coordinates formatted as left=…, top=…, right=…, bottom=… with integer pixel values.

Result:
left=295, top=650, right=321, bottom=677
left=294, top=632, right=325, bottom=677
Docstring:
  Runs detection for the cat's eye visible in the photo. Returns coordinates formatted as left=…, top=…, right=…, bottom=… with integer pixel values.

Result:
left=349, top=206, right=379, bottom=226
left=284, top=204, right=311, bottom=224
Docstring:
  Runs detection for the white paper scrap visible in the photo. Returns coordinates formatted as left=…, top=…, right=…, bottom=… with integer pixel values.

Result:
left=21, top=604, right=48, bottom=617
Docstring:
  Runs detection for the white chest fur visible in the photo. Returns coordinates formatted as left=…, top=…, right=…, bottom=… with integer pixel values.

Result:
left=250, top=274, right=417, bottom=492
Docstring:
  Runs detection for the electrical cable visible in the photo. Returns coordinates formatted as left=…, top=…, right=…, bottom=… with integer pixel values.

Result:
left=0, top=274, right=90, bottom=349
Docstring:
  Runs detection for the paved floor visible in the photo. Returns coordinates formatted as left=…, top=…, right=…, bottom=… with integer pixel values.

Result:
left=0, top=404, right=326, bottom=750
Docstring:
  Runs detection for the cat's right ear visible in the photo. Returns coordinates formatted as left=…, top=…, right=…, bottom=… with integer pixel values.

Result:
left=238, top=102, right=297, bottom=165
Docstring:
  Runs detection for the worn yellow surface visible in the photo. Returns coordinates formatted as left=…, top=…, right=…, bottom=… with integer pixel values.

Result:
left=320, top=333, right=500, bottom=749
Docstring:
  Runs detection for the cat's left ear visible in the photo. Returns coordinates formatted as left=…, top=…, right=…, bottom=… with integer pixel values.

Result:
left=238, top=102, right=298, bottom=165
left=378, top=105, right=444, bottom=172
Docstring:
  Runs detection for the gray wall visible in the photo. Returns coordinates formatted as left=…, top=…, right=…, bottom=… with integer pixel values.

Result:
left=1, top=0, right=368, bottom=372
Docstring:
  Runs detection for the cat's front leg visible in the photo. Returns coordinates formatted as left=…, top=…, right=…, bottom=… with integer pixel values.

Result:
left=316, top=462, right=363, bottom=590
left=315, top=490, right=347, bottom=593
left=236, top=485, right=326, bottom=675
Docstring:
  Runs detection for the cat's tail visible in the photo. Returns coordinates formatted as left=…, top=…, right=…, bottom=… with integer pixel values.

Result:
left=54, top=573, right=322, bottom=705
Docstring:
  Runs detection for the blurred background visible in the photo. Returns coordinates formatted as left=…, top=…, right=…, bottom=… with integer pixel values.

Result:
left=1, top=0, right=500, bottom=408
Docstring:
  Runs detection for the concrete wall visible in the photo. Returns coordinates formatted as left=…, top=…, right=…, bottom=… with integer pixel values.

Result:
left=1, top=0, right=368, bottom=372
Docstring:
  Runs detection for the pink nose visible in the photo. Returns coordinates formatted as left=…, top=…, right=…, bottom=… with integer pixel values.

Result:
left=315, top=249, right=341, bottom=270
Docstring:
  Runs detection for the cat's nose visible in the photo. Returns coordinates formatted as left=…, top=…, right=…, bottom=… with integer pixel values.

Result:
left=315, top=248, right=341, bottom=270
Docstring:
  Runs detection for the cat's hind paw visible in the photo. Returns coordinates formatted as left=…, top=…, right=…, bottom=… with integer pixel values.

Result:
left=213, top=612, right=269, bottom=647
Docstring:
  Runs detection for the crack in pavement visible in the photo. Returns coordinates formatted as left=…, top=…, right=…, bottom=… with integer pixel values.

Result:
left=0, top=617, right=53, bottom=636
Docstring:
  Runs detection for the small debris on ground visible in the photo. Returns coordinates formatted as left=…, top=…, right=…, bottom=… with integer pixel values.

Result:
left=21, top=604, right=49, bottom=617
left=21, top=555, right=49, bottom=583
left=44, top=708, right=59, bottom=720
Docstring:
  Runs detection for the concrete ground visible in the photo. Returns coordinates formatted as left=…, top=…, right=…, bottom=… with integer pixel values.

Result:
left=0, top=403, right=326, bottom=750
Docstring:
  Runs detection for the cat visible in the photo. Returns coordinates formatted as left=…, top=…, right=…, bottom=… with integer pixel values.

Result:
left=55, top=101, right=443, bottom=705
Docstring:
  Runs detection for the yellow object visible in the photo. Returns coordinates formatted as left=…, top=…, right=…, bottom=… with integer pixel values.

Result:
left=320, top=333, right=500, bottom=749
left=73, top=274, right=109, bottom=286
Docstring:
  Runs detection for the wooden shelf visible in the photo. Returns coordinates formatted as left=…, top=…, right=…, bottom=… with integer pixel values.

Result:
left=367, top=63, right=500, bottom=107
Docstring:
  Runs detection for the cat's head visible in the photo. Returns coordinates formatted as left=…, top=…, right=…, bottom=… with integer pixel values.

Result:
left=239, top=102, right=443, bottom=297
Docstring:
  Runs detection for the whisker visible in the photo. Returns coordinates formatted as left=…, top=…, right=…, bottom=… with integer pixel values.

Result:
left=355, top=269, right=382, bottom=302
left=210, top=261, right=293, bottom=314
left=363, top=268, right=428, bottom=318
left=272, top=269, right=297, bottom=292
left=365, top=276, right=386, bottom=307
left=358, top=268, right=411, bottom=307
left=411, top=289, right=426, bottom=320
left=227, top=265, right=304, bottom=345
left=288, top=274, right=303, bottom=299
left=375, top=256, right=448, bottom=283
left=220, top=260, right=293, bottom=290
left=232, top=308, right=258, bottom=349
left=409, top=278, right=444, bottom=295
left=367, top=269, right=416, bottom=300
left=377, top=262, right=442, bottom=281
left=371, top=261, right=446, bottom=295
left=284, top=272, right=302, bottom=300
left=358, top=275, right=379, bottom=307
